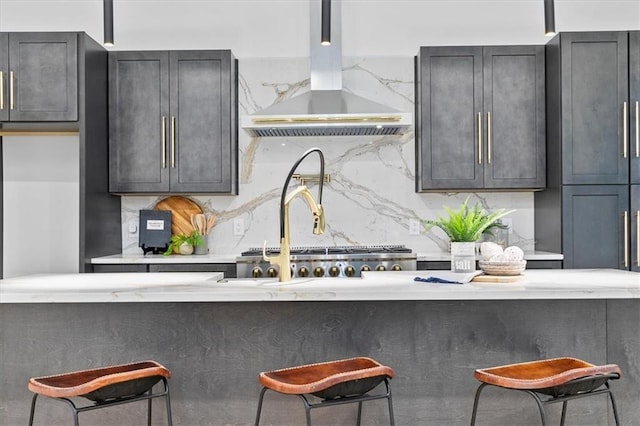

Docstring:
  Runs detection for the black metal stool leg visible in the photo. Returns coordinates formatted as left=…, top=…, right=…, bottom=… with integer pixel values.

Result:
left=164, top=377, right=173, bottom=426
left=470, top=382, right=488, bottom=425
left=356, top=401, right=363, bottom=425
left=28, top=393, right=38, bottom=426
left=559, top=400, right=568, bottom=426
left=606, top=383, right=621, bottom=426
left=254, top=387, right=268, bottom=426
left=385, top=378, right=395, bottom=426
left=148, top=388, right=153, bottom=426
left=297, top=394, right=313, bottom=426
left=523, top=390, right=548, bottom=426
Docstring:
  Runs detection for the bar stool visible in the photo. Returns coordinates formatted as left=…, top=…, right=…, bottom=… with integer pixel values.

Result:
left=470, top=357, right=621, bottom=426
left=255, top=356, right=395, bottom=426
left=28, top=360, right=172, bottom=426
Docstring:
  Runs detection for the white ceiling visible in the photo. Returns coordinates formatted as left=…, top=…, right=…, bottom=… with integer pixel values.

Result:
left=0, top=0, right=639, bottom=57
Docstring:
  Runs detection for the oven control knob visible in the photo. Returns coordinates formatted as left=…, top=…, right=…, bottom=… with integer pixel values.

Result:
left=375, top=264, right=386, bottom=271
left=391, top=264, right=402, bottom=271
left=345, top=265, right=356, bottom=277
left=361, top=265, right=371, bottom=272
left=251, top=267, right=263, bottom=278
left=266, top=267, right=278, bottom=278
left=298, top=266, right=309, bottom=277
left=313, top=266, right=324, bottom=277
left=329, top=266, right=340, bottom=277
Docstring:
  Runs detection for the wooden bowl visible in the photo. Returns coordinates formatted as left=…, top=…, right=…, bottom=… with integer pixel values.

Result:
left=478, top=260, right=527, bottom=276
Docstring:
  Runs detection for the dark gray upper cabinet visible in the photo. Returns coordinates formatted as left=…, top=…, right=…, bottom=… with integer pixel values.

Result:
left=553, top=32, right=629, bottom=185
left=415, top=45, right=545, bottom=191
left=109, top=50, right=238, bottom=194
left=0, top=32, right=78, bottom=122
left=630, top=32, right=640, bottom=184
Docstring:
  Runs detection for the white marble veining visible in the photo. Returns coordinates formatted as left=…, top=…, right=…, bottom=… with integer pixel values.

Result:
left=120, top=57, right=536, bottom=257
left=2, top=269, right=638, bottom=303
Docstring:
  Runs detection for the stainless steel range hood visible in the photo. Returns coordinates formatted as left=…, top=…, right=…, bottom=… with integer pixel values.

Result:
left=241, top=0, right=412, bottom=137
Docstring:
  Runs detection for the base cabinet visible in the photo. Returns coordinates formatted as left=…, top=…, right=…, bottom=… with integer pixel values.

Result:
left=109, top=50, right=237, bottom=194
left=92, top=263, right=237, bottom=277
left=415, top=45, right=545, bottom=191
left=0, top=32, right=78, bottom=122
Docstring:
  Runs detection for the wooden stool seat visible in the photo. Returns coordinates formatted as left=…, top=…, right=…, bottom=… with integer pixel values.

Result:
left=474, top=357, right=621, bottom=394
left=255, top=357, right=395, bottom=425
left=28, top=360, right=172, bottom=426
left=259, top=356, right=394, bottom=398
left=471, top=357, right=622, bottom=425
left=28, top=360, right=170, bottom=401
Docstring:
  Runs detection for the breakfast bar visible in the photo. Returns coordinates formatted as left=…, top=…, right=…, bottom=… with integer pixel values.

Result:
left=1, top=269, right=639, bottom=425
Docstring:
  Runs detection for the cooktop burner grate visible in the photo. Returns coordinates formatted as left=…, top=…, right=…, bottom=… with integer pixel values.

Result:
left=241, top=245, right=412, bottom=256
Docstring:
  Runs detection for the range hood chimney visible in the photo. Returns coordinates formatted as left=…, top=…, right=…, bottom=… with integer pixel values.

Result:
left=241, top=0, right=412, bottom=137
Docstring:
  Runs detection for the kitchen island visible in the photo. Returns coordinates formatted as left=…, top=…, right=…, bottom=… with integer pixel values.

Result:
left=1, top=269, right=638, bottom=425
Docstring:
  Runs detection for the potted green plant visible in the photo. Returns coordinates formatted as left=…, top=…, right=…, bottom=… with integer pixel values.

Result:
left=425, top=197, right=514, bottom=272
left=163, top=230, right=203, bottom=256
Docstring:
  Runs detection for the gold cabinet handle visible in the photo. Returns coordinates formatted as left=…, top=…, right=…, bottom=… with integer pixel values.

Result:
left=0, top=71, right=4, bottom=110
left=636, top=210, right=640, bottom=267
left=624, top=210, right=629, bottom=268
left=636, top=101, right=639, bottom=158
left=623, top=101, right=628, bottom=158
left=161, top=116, right=167, bottom=169
left=9, top=71, right=14, bottom=110
left=477, top=112, right=482, bottom=164
left=487, top=111, right=492, bottom=164
left=170, top=116, right=176, bottom=168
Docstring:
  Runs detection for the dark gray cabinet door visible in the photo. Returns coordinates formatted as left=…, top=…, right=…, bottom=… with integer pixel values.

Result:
left=416, top=46, right=483, bottom=190
left=632, top=185, right=640, bottom=272
left=0, top=34, right=7, bottom=122
left=3, top=32, right=78, bottom=121
left=109, top=51, right=170, bottom=192
left=562, top=185, right=629, bottom=269
left=629, top=32, right=640, bottom=184
left=561, top=32, right=628, bottom=185
left=483, top=46, right=545, bottom=189
left=169, top=51, right=236, bottom=193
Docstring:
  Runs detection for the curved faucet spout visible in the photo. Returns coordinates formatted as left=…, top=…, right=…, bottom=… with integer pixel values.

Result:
left=263, top=148, right=326, bottom=282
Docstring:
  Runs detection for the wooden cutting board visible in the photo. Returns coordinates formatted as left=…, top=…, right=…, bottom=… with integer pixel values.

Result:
left=154, top=196, right=203, bottom=236
left=472, top=274, right=525, bottom=283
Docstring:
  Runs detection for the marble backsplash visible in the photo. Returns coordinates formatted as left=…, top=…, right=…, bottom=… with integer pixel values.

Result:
left=120, top=56, right=536, bottom=255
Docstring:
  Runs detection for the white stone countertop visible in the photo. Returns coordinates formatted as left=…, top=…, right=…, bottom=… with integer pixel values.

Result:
left=90, top=250, right=562, bottom=264
left=1, top=269, right=636, bottom=304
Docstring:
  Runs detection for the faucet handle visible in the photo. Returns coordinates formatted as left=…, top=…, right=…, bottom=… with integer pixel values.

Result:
left=262, top=240, right=270, bottom=262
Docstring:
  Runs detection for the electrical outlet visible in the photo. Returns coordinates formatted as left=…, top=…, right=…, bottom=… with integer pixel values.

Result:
left=128, top=222, right=137, bottom=234
left=409, top=219, right=421, bottom=235
left=501, top=218, right=513, bottom=234
left=233, top=218, right=244, bottom=236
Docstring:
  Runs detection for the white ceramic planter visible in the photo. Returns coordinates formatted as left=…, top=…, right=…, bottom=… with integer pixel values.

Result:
left=450, top=242, right=476, bottom=272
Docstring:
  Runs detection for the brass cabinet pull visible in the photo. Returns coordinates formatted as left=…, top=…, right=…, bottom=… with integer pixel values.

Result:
left=477, top=112, right=482, bottom=164
left=170, top=116, right=176, bottom=168
left=0, top=71, right=3, bottom=110
left=9, top=71, right=14, bottom=110
left=487, top=111, right=492, bottom=164
left=161, top=116, right=167, bottom=169
left=637, top=211, right=640, bottom=267
left=623, top=101, right=628, bottom=158
left=624, top=210, right=629, bottom=268
left=636, top=101, right=639, bottom=157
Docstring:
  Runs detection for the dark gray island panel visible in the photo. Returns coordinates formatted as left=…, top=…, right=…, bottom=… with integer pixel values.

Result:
left=0, top=299, right=633, bottom=425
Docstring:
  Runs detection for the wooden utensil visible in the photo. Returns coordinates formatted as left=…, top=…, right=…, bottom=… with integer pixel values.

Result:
left=205, top=214, right=216, bottom=234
